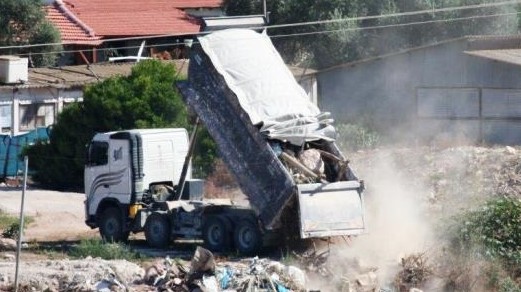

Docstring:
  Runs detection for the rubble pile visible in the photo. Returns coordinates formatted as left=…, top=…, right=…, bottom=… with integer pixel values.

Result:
left=350, top=146, right=521, bottom=213
left=143, top=246, right=306, bottom=291
left=0, top=247, right=312, bottom=291
left=0, top=257, right=144, bottom=291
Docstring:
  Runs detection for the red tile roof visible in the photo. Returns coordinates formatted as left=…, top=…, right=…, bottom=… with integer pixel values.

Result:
left=61, top=0, right=223, bottom=37
left=173, top=1, right=224, bottom=8
left=44, top=2, right=102, bottom=45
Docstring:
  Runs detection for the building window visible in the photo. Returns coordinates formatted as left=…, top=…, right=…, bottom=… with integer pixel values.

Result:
left=0, top=104, right=11, bottom=133
left=19, top=103, right=55, bottom=131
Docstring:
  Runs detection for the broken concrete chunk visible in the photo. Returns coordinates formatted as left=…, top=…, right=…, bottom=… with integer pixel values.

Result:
left=285, top=265, right=306, bottom=288
left=202, top=275, right=219, bottom=292
left=189, top=246, right=216, bottom=275
left=505, top=146, right=516, bottom=155
left=299, top=149, right=324, bottom=175
left=0, top=238, right=17, bottom=251
left=356, top=271, right=379, bottom=291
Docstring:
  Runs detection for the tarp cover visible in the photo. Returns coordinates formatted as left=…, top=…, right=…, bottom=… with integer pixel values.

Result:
left=198, top=29, right=336, bottom=146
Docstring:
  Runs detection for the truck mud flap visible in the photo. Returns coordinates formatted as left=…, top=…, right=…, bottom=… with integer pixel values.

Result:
left=297, top=181, right=365, bottom=239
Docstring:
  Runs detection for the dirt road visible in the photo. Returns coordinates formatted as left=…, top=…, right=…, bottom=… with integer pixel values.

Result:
left=0, top=187, right=97, bottom=241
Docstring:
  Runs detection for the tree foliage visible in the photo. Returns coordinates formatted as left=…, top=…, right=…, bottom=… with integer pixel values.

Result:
left=456, top=197, right=521, bottom=278
left=224, top=0, right=520, bottom=69
left=24, top=60, right=217, bottom=190
left=0, top=0, right=61, bottom=67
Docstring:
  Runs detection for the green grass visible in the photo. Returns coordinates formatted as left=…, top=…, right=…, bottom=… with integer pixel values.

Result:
left=70, top=238, right=141, bottom=260
left=335, top=123, right=381, bottom=151
left=0, top=210, right=33, bottom=239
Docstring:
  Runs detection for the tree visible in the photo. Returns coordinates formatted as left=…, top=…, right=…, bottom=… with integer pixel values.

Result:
left=224, top=0, right=520, bottom=69
left=24, top=60, right=217, bottom=190
left=0, top=0, right=61, bottom=67
left=222, top=0, right=261, bottom=15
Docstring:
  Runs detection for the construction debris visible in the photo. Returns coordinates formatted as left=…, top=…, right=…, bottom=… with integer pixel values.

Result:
left=142, top=247, right=306, bottom=291
left=355, top=272, right=379, bottom=292
left=0, top=237, right=17, bottom=251
left=394, top=253, right=431, bottom=292
left=292, top=247, right=331, bottom=277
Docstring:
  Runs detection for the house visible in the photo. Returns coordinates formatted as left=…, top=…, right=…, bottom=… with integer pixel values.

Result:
left=0, top=58, right=188, bottom=178
left=316, top=35, right=521, bottom=145
left=44, top=0, right=224, bottom=65
left=0, top=59, right=190, bottom=136
left=44, top=0, right=103, bottom=65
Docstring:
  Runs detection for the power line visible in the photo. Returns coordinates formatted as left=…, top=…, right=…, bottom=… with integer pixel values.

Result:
left=0, top=32, right=199, bottom=51
left=0, top=0, right=519, bottom=51
left=271, top=11, right=521, bottom=39
left=17, top=42, right=188, bottom=57
left=15, top=10, right=520, bottom=57
left=266, top=0, right=521, bottom=30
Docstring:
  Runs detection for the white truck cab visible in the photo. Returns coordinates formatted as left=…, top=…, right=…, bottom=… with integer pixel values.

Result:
left=84, top=128, right=190, bottom=241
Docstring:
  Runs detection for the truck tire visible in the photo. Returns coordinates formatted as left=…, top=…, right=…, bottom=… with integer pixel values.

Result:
left=99, top=207, right=129, bottom=242
left=202, top=215, right=231, bottom=252
left=234, top=219, right=261, bottom=255
left=144, top=212, right=171, bottom=248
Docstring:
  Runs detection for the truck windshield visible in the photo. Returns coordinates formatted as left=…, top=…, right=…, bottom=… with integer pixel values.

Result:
left=87, top=141, right=108, bottom=166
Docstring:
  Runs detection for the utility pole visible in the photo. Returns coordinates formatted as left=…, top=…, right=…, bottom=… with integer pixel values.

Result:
left=263, top=0, right=268, bottom=23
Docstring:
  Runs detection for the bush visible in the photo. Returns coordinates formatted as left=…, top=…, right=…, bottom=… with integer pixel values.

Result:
left=70, top=239, right=140, bottom=260
left=0, top=211, right=33, bottom=240
left=459, top=198, right=521, bottom=259
left=335, top=123, right=380, bottom=151
left=454, top=197, right=521, bottom=283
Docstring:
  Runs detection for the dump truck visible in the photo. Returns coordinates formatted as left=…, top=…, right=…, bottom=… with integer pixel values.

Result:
left=84, top=29, right=365, bottom=254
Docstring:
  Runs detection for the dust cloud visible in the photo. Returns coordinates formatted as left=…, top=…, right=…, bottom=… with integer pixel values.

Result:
left=329, top=150, right=436, bottom=287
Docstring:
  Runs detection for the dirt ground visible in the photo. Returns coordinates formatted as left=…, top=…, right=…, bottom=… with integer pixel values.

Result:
left=0, top=187, right=97, bottom=242
left=0, top=145, right=519, bottom=291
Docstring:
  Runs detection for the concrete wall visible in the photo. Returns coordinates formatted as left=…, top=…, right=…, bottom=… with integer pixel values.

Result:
left=317, top=39, right=521, bottom=144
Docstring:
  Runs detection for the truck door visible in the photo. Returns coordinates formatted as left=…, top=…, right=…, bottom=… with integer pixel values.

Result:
left=85, top=140, right=110, bottom=215
left=108, top=138, right=131, bottom=202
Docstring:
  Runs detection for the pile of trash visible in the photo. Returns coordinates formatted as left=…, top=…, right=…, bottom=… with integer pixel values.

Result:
left=143, top=246, right=306, bottom=291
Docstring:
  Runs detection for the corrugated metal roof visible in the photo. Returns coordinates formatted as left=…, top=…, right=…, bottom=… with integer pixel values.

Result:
left=0, top=59, right=312, bottom=89
left=202, top=15, right=266, bottom=31
left=319, top=34, right=521, bottom=73
left=464, top=49, right=521, bottom=67
left=0, top=60, right=189, bottom=89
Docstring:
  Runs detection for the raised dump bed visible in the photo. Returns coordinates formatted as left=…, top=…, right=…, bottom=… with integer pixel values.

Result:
left=177, top=29, right=365, bottom=237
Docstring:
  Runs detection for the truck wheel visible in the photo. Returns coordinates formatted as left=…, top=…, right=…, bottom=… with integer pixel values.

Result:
left=99, top=207, right=128, bottom=242
left=234, top=220, right=261, bottom=255
left=202, top=215, right=230, bottom=252
left=145, top=213, right=171, bottom=248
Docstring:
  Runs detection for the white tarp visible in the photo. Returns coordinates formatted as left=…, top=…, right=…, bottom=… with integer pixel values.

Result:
left=198, top=29, right=336, bottom=145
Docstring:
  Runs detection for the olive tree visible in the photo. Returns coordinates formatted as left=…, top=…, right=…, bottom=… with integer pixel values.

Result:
left=0, top=0, right=61, bottom=67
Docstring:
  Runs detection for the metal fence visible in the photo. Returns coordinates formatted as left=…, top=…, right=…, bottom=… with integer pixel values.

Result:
left=0, top=127, right=49, bottom=178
